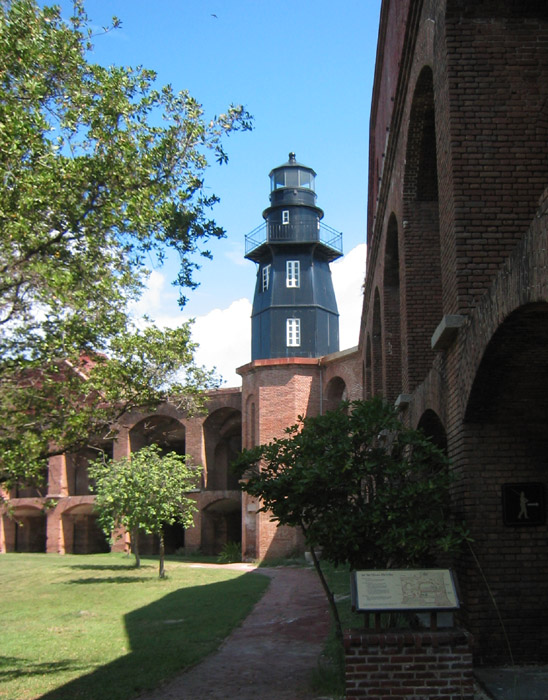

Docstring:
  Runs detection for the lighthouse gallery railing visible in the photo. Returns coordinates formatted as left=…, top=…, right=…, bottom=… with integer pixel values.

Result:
left=245, top=221, right=343, bottom=257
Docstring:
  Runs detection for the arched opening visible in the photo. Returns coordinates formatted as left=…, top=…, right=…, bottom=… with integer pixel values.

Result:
left=62, top=504, right=109, bottom=554
left=201, top=498, right=242, bottom=556
left=402, top=66, right=443, bottom=392
left=129, top=415, right=186, bottom=455
left=417, top=409, right=447, bottom=454
left=324, top=376, right=347, bottom=413
left=12, top=507, right=46, bottom=552
left=459, top=303, right=548, bottom=663
left=203, top=408, right=242, bottom=491
left=383, top=214, right=402, bottom=402
left=372, top=288, right=383, bottom=396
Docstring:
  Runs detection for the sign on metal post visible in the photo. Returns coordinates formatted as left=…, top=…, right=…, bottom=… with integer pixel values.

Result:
left=351, top=569, right=460, bottom=613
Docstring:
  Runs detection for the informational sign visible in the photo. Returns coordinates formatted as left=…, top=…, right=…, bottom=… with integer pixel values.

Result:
left=351, top=569, right=460, bottom=612
left=502, top=483, right=546, bottom=526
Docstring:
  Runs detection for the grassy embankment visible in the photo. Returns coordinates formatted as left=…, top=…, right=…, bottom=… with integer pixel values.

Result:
left=0, top=553, right=269, bottom=700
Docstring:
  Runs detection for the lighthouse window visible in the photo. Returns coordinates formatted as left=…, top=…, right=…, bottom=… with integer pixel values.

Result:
left=283, top=169, right=297, bottom=188
left=286, top=260, right=300, bottom=288
left=286, top=318, right=301, bottom=347
left=299, top=171, right=314, bottom=189
left=262, top=264, right=271, bottom=291
left=271, top=171, right=285, bottom=190
left=282, top=210, right=289, bottom=225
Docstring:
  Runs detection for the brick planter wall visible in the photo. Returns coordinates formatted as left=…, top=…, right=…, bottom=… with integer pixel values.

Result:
left=344, top=628, right=473, bottom=700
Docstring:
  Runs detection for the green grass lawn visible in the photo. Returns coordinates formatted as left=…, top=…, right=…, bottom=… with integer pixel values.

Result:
left=0, top=553, right=270, bottom=700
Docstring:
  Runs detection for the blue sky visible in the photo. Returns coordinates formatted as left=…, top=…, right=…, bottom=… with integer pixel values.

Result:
left=56, top=0, right=382, bottom=384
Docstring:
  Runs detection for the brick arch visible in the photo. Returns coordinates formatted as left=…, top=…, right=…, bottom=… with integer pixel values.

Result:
left=458, top=207, right=548, bottom=417
left=372, top=288, right=383, bottom=396
left=383, top=213, right=402, bottom=402
left=465, top=303, right=548, bottom=425
left=324, top=376, right=347, bottom=412
left=458, top=302, right=548, bottom=662
left=128, top=414, right=186, bottom=454
left=402, top=65, right=443, bottom=392
left=452, top=207, right=548, bottom=662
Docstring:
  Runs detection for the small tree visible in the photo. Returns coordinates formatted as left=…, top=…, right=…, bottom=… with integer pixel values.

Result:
left=233, top=397, right=468, bottom=639
left=89, top=444, right=200, bottom=578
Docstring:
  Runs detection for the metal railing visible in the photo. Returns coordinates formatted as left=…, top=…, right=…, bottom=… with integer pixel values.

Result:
left=245, top=221, right=343, bottom=257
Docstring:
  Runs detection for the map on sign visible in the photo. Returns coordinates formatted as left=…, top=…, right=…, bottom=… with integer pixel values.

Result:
left=351, top=569, right=459, bottom=612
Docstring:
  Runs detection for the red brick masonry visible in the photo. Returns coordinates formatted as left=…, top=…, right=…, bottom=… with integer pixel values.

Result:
left=344, top=628, right=473, bottom=700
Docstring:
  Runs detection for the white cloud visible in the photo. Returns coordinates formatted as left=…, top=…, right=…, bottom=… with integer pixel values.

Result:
left=224, top=244, right=249, bottom=267
left=191, top=298, right=251, bottom=386
left=331, top=243, right=366, bottom=350
left=129, top=270, right=180, bottom=327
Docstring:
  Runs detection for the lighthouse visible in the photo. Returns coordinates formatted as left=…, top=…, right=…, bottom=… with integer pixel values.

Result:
left=245, top=153, right=343, bottom=360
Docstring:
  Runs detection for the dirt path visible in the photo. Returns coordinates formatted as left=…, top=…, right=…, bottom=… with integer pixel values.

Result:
left=136, top=564, right=331, bottom=700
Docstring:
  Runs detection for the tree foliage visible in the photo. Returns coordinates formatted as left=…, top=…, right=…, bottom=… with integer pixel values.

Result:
left=0, top=0, right=252, bottom=487
left=235, top=398, right=465, bottom=571
left=234, top=398, right=467, bottom=638
left=89, top=444, right=200, bottom=577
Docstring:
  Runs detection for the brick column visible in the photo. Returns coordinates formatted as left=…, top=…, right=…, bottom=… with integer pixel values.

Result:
left=0, top=512, right=15, bottom=552
left=238, top=358, right=321, bottom=560
left=184, top=416, right=205, bottom=485
left=46, top=455, right=66, bottom=553
left=113, top=426, right=130, bottom=460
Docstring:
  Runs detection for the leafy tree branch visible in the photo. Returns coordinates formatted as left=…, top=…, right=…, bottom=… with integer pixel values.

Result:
left=0, top=0, right=252, bottom=488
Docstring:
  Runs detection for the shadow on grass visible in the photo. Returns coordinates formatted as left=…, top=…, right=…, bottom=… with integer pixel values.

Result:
left=66, top=576, right=150, bottom=584
left=69, top=564, right=154, bottom=572
left=0, top=656, right=87, bottom=681
left=37, top=571, right=269, bottom=700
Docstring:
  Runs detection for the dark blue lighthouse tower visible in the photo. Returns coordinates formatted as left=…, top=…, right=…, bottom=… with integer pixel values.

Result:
left=245, top=153, right=343, bottom=360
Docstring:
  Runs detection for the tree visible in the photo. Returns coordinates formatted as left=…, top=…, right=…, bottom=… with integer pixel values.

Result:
left=89, top=444, right=200, bottom=578
left=233, top=397, right=468, bottom=639
left=0, top=0, right=252, bottom=489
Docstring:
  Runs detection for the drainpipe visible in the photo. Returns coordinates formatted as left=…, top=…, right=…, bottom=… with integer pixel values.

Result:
left=319, top=363, right=323, bottom=415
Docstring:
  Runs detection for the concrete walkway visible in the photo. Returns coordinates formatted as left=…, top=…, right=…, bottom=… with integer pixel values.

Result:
left=136, top=564, right=331, bottom=700
left=475, top=666, right=548, bottom=700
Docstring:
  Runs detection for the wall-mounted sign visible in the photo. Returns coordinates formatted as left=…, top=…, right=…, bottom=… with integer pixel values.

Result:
left=350, top=569, right=460, bottom=612
left=502, top=483, right=546, bottom=526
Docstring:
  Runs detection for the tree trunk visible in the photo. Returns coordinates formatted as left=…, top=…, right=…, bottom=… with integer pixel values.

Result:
left=131, top=527, right=141, bottom=568
left=308, top=542, right=344, bottom=643
left=159, top=531, right=165, bottom=579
